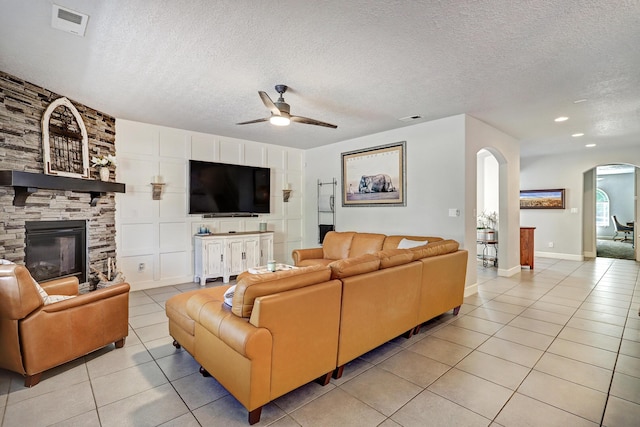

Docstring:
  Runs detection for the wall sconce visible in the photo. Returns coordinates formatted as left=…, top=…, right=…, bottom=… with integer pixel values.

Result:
left=151, top=176, right=165, bottom=200
left=283, top=183, right=292, bottom=202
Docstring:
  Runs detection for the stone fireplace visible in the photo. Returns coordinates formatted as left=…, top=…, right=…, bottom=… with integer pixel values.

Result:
left=0, top=71, right=119, bottom=280
left=25, top=220, right=87, bottom=283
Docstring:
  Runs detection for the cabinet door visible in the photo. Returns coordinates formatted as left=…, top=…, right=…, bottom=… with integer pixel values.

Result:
left=244, top=237, right=260, bottom=269
left=205, top=240, right=224, bottom=277
left=228, top=239, right=245, bottom=276
left=260, top=234, right=274, bottom=265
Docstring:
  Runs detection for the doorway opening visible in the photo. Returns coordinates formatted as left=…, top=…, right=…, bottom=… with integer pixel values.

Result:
left=595, top=164, right=636, bottom=260
left=477, top=149, right=499, bottom=269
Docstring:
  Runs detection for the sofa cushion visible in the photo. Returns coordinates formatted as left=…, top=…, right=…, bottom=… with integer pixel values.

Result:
left=232, top=264, right=331, bottom=318
left=328, top=253, right=381, bottom=279
left=349, top=233, right=386, bottom=257
left=322, top=231, right=356, bottom=260
left=377, top=249, right=415, bottom=269
left=383, top=235, right=442, bottom=250
left=411, top=239, right=460, bottom=260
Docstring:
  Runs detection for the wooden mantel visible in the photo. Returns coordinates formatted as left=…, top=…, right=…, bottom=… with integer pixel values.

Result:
left=0, top=170, right=126, bottom=207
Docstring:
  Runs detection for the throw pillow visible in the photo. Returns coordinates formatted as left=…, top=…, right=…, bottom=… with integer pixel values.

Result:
left=43, top=294, right=76, bottom=304
left=224, top=285, right=236, bottom=307
left=31, top=276, right=76, bottom=305
left=397, top=238, right=428, bottom=249
left=31, top=278, right=49, bottom=303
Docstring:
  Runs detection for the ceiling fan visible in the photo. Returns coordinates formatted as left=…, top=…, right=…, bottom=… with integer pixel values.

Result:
left=236, top=85, right=337, bottom=129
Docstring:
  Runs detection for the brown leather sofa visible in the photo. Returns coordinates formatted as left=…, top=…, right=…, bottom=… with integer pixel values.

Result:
left=0, top=264, right=130, bottom=386
left=296, top=232, right=467, bottom=377
left=291, top=231, right=443, bottom=266
left=166, top=232, right=467, bottom=424
left=167, top=264, right=342, bottom=425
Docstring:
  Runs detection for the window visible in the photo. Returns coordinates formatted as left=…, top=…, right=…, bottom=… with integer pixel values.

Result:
left=596, top=188, right=610, bottom=227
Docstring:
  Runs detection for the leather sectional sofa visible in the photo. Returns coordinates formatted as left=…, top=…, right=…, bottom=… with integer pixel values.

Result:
left=165, top=231, right=467, bottom=424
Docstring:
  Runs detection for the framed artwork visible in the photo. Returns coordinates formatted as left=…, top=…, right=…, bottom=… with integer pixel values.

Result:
left=520, top=189, right=566, bottom=209
left=341, top=141, right=406, bottom=207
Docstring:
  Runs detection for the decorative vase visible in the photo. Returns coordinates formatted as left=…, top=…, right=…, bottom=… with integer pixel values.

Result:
left=99, top=167, right=110, bottom=182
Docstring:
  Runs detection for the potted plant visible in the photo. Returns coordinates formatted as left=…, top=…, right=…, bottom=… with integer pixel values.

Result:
left=477, top=211, right=498, bottom=241
left=91, top=154, right=117, bottom=181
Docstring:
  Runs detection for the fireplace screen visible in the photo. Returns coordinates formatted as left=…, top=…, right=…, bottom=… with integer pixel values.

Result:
left=25, top=220, right=87, bottom=283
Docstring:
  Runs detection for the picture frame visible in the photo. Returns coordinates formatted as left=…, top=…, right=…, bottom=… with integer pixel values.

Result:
left=341, top=141, right=406, bottom=207
left=520, top=189, right=565, bottom=209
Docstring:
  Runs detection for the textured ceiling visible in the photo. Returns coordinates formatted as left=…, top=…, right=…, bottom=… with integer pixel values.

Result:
left=1, top=0, right=639, bottom=157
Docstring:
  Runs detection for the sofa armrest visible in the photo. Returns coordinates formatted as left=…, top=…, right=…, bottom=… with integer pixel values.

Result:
left=187, top=292, right=272, bottom=358
left=41, top=276, right=79, bottom=296
left=291, top=247, right=324, bottom=266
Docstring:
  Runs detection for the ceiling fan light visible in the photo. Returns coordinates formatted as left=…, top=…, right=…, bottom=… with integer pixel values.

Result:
left=270, top=115, right=290, bottom=126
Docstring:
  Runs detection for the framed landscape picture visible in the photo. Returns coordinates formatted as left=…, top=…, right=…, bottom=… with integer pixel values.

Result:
left=341, top=141, right=406, bottom=207
left=520, top=189, right=565, bottom=209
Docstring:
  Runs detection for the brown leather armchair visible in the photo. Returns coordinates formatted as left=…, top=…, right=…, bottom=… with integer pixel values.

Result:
left=0, top=264, right=130, bottom=386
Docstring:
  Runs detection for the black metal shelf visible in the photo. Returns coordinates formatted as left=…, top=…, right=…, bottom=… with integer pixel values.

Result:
left=0, top=170, right=126, bottom=207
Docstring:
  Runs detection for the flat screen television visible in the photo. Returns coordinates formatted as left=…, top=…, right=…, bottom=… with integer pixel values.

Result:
left=189, top=160, right=271, bottom=215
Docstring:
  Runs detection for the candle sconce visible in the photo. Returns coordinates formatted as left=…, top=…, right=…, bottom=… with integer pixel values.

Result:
left=151, top=182, right=165, bottom=200
left=283, top=189, right=292, bottom=202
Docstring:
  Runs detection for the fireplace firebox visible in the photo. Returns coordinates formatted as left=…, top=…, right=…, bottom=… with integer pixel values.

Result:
left=25, top=220, right=87, bottom=283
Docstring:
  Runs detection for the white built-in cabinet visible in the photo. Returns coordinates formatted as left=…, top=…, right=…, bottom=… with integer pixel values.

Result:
left=194, top=232, right=274, bottom=286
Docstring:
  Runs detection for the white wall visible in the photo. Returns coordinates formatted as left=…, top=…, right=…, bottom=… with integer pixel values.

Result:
left=303, top=114, right=467, bottom=246
left=521, top=147, right=640, bottom=260
left=114, top=119, right=305, bottom=291
left=465, top=116, right=521, bottom=281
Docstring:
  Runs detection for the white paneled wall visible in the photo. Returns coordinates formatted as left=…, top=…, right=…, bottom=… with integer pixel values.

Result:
left=115, top=119, right=305, bottom=291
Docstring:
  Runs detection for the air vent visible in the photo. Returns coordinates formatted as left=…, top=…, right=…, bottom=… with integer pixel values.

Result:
left=398, top=115, right=422, bottom=122
left=51, top=4, right=89, bottom=36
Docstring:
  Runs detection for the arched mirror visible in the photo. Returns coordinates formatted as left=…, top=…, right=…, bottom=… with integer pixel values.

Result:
left=41, top=97, right=89, bottom=178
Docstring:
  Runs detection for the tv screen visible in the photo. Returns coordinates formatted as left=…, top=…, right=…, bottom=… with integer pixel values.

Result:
left=189, top=160, right=271, bottom=215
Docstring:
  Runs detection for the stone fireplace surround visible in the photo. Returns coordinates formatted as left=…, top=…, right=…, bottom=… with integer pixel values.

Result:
left=0, top=71, right=118, bottom=281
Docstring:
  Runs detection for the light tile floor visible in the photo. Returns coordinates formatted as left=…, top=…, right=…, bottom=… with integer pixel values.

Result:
left=1, top=257, right=639, bottom=426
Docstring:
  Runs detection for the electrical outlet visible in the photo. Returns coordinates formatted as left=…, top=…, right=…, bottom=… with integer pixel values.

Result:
left=138, top=263, right=145, bottom=271
left=548, top=242, right=554, bottom=248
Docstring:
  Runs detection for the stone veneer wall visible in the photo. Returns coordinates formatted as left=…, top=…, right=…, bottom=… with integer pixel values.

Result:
left=0, top=70, right=118, bottom=279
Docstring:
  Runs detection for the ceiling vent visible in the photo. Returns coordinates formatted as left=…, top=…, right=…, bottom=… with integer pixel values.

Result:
left=51, top=4, right=89, bottom=36
left=398, top=115, right=422, bottom=122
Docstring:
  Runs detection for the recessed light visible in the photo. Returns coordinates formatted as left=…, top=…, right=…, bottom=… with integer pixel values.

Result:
left=572, top=133, right=584, bottom=137
left=573, top=99, right=588, bottom=104
left=554, top=116, right=569, bottom=122
left=585, top=143, right=596, bottom=148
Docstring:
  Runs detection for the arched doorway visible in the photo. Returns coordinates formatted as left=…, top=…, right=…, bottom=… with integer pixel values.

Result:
left=584, top=163, right=638, bottom=261
left=477, top=149, right=499, bottom=269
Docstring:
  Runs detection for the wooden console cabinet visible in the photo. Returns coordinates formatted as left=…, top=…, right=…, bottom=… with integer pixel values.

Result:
left=194, top=232, right=274, bottom=285
left=520, top=227, right=536, bottom=269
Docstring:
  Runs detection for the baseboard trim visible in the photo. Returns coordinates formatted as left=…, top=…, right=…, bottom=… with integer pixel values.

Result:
left=129, top=275, right=198, bottom=292
left=535, top=251, right=584, bottom=262
left=498, top=265, right=521, bottom=277
left=464, top=282, right=478, bottom=297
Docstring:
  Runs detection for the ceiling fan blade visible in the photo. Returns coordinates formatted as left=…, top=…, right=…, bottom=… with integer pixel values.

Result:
left=259, top=91, right=281, bottom=115
left=236, top=117, right=269, bottom=125
left=290, top=115, right=338, bottom=129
